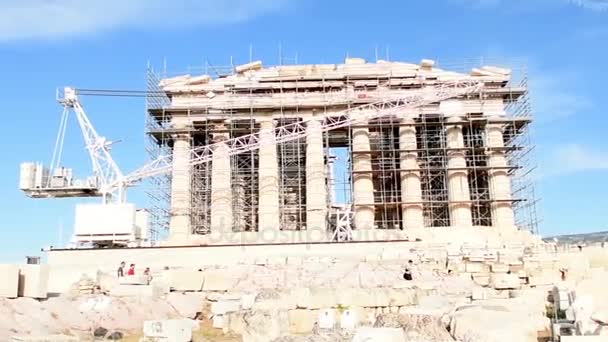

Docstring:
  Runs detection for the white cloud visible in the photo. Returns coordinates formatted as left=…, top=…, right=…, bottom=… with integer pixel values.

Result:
left=528, top=71, right=594, bottom=123
left=568, top=0, right=608, bottom=11
left=457, top=0, right=608, bottom=11
left=477, top=50, right=594, bottom=123
left=0, top=0, right=291, bottom=41
left=471, top=48, right=593, bottom=123
left=547, top=144, right=608, bottom=175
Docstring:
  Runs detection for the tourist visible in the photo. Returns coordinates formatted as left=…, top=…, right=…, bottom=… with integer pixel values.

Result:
left=403, top=260, right=414, bottom=281
left=117, top=261, right=125, bottom=278
left=143, top=267, right=153, bottom=284
left=127, top=264, right=136, bottom=276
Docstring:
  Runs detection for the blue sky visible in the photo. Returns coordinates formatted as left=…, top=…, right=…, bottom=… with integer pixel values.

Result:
left=0, top=0, right=607, bottom=261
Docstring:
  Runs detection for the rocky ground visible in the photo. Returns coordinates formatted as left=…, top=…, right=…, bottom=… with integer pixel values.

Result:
left=0, top=280, right=552, bottom=341
left=2, top=246, right=607, bottom=341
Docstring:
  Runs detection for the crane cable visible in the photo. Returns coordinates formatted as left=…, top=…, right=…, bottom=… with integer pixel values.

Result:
left=47, top=105, right=70, bottom=187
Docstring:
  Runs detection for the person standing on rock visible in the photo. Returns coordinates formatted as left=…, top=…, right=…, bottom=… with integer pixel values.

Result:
left=143, top=267, right=153, bottom=284
left=117, top=261, right=126, bottom=278
left=403, top=260, right=415, bottom=280
left=559, top=268, right=568, bottom=281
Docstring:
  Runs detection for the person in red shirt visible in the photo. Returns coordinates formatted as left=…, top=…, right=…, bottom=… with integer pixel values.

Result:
left=127, top=264, right=135, bottom=276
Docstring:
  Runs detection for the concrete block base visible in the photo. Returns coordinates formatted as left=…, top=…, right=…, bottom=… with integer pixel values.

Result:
left=168, top=269, right=204, bottom=291
left=18, top=265, right=49, bottom=299
left=202, top=270, right=238, bottom=291
left=0, top=264, right=19, bottom=298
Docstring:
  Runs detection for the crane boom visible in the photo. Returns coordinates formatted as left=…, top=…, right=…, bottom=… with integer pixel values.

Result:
left=61, top=88, right=125, bottom=202
left=117, top=79, right=482, bottom=189
left=20, top=87, right=126, bottom=202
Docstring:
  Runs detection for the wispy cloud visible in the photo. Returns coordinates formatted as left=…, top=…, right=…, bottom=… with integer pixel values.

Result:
left=529, top=70, right=594, bottom=123
left=568, top=0, right=608, bottom=11
left=545, top=144, right=608, bottom=176
left=457, top=0, right=608, bottom=11
left=474, top=47, right=594, bottom=123
left=0, top=0, right=291, bottom=42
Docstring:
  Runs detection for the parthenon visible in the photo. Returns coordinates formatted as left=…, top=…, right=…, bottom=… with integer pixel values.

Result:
left=145, top=58, right=535, bottom=244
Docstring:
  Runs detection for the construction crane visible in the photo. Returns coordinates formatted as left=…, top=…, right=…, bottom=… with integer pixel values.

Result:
left=19, top=87, right=135, bottom=247
left=19, top=80, right=483, bottom=247
left=20, top=87, right=126, bottom=202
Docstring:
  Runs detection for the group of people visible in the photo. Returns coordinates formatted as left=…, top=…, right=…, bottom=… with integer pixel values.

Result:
left=117, top=261, right=151, bottom=280
left=117, top=262, right=134, bottom=277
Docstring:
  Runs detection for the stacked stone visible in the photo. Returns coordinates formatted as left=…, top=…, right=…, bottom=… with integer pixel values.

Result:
left=445, top=247, right=567, bottom=302
left=205, top=287, right=419, bottom=336
left=524, top=254, right=563, bottom=287
left=77, top=276, right=96, bottom=294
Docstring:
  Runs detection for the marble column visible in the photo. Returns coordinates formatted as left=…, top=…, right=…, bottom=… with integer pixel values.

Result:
left=257, top=119, right=281, bottom=231
left=169, top=131, right=192, bottom=243
left=399, top=119, right=424, bottom=229
left=352, top=125, right=375, bottom=229
left=210, top=126, right=233, bottom=234
left=306, top=119, right=327, bottom=231
left=485, top=120, right=516, bottom=229
left=445, top=116, right=473, bottom=227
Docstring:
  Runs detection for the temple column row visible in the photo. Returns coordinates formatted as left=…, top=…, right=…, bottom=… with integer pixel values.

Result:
left=350, top=115, right=515, bottom=230
left=167, top=115, right=516, bottom=239
left=255, top=119, right=329, bottom=232
left=169, top=118, right=328, bottom=236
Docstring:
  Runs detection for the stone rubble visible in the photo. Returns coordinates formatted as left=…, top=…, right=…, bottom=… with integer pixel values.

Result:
left=2, top=244, right=608, bottom=340
left=374, top=313, right=453, bottom=341
left=76, top=275, right=97, bottom=295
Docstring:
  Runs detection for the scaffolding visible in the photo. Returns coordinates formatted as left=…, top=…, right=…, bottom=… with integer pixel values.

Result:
left=277, top=117, right=308, bottom=230
left=230, top=119, right=259, bottom=232
left=145, top=66, right=172, bottom=241
left=191, top=130, right=212, bottom=234
left=144, top=57, right=538, bottom=237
